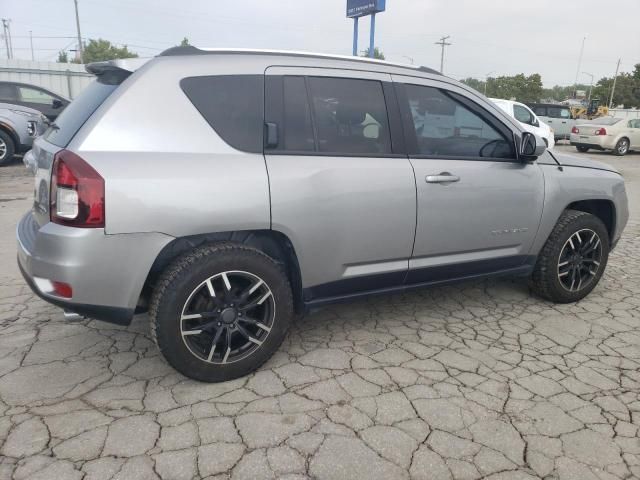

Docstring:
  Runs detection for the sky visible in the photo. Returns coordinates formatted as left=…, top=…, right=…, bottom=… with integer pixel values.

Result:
left=1, top=0, right=639, bottom=87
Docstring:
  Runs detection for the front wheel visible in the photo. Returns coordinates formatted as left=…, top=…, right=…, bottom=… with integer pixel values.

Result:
left=0, top=130, right=16, bottom=166
left=150, top=243, right=294, bottom=382
left=614, top=138, right=629, bottom=156
left=530, top=210, right=609, bottom=303
left=576, top=145, right=590, bottom=153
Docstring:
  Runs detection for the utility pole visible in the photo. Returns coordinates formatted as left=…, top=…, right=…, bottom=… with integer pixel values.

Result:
left=609, top=58, right=621, bottom=108
left=1, top=19, right=12, bottom=59
left=29, top=31, right=34, bottom=61
left=73, top=0, right=84, bottom=63
left=573, top=36, right=586, bottom=98
left=484, top=71, right=495, bottom=96
left=435, top=35, right=451, bottom=74
left=582, top=72, right=594, bottom=104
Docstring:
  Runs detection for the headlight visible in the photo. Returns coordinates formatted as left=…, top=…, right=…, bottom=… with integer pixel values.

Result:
left=10, top=109, right=38, bottom=118
left=27, top=121, right=36, bottom=136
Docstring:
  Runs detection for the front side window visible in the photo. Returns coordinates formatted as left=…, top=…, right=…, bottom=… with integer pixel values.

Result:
left=404, top=84, right=514, bottom=159
left=547, top=106, right=570, bottom=119
left=19, top=87, right=54, bottom=105
left=181, top=75, right=264, bottom=154
left=307, top=77, right=392, bottom=155
left=514, top=104, right=535, bottom=125
left=532, top=106, right=547, bottom=116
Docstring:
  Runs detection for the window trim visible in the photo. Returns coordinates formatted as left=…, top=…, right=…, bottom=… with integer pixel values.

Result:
left=265, top=74, right=403, bottom=158
left=395, top=82, right=518, bottom=162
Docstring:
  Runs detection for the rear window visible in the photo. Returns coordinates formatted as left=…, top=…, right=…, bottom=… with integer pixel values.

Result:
left=180, top=75, right=264, bottom=154
left=44, top=80, right=119, bottom=147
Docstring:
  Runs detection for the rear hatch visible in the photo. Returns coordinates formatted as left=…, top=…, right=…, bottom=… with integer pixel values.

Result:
left=31, top=61, right=137, bottom=227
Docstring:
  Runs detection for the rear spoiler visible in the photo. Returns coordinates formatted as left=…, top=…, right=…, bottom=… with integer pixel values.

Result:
left=86, top=58, right=150, bottom=84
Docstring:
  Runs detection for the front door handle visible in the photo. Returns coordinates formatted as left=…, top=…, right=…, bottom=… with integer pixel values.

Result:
left=426, top=172, right=460, bottom=184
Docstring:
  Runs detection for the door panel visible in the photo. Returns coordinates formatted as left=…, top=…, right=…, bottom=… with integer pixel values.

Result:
left=392, top=74, right=544, bottom=283
left=408, top=158, right=544, bottom=280
left=265, top=68, right=416, bottom=294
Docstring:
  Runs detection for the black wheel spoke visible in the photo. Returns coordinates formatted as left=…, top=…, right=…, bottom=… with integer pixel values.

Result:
left=557, top=228, right=603, bottom=293
left=180, top=271, right=275, bottom=365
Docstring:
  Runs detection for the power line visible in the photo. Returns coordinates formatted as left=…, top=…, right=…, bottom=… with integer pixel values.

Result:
left=435, top=35, right=452, bottom=74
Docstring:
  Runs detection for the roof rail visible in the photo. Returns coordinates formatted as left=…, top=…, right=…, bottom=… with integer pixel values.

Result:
left=157, top=46, right=441, bottom=76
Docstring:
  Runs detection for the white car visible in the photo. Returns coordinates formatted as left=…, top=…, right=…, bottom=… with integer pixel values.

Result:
left=490, top=98, right=555, bottom=149
left=570, top=117, right=640, bottom=156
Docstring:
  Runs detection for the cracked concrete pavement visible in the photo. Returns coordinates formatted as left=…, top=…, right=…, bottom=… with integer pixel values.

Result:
left=1, top=145, right=639, bottom=480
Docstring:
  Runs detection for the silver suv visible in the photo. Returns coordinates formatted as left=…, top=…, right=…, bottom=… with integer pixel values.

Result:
left=0, top=103, right=47, bottom=165
left=17, top=47, right=629, bottom=382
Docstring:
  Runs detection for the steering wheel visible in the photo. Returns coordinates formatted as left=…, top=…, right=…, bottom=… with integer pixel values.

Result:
left=479, top=139, right=505, bottom=158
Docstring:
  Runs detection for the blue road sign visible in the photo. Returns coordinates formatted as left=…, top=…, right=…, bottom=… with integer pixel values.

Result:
left=346, top=0, right=386, bottom=18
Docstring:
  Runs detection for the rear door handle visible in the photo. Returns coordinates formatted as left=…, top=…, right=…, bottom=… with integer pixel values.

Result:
left=426, top=172, right=460, bottom=184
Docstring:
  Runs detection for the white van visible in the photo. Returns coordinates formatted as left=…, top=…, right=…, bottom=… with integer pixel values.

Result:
left=490, top=98, right=555, bottom=148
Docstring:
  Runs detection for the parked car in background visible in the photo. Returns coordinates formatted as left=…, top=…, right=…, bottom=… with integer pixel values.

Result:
left=0, top=103, right=48, bottom=165
left=529, top=103, right=576, bottom=141
left=490, top=98, right=555, bottom=148
left=16, top=48, right=628, bottom=382
left=570, top=117, right=640, bottom=156
left=0, top=81, right=70, bottom=121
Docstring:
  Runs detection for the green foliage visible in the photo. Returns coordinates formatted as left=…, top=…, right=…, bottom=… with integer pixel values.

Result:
left=56, top=50, right=69, bottom=63
left=361, top=47, right=385, bottom=60
left=461, top=74, right=543, bottom=103
left=179, top=37, right=191, bottom=47
left=76, top=39, right=138, bottom=63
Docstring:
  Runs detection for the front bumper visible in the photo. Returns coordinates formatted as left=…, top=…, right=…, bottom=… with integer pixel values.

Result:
left=17, top=212, right=173, bottom=325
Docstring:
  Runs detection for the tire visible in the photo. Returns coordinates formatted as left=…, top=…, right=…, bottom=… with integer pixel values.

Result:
left=613, top=138, right=629, bottom=156
left=0, top=130, right=16, bottom=166
left=576, top=145, right=589, bottom=153
left=150, top=243, right=294, bottom=382
left=530, top=210, right=609, bottom=303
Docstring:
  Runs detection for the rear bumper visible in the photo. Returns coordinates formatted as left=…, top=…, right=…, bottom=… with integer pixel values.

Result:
left=570, top=142, right=606, bottom=151
left=16, top=212, right=173, bottom=325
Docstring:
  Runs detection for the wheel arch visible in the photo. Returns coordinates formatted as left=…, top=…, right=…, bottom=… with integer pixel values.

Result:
left=565, top=199, right=616, bottom=242
left=0, top=122, right=19, bottom=148
left=140, top=230, right=304, bottom=315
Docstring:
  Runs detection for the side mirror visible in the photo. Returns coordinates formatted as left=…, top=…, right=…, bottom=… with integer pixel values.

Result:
left=520, top=132, right=546, bottom=160
left=52, top=99, right=63, bottom=109
left=532, top=118, right=540, bottom=127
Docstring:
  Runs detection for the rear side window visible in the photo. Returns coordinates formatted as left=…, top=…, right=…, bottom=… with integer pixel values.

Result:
left=307, top=77, right=392, bottom=155
left=44, top=80, right=119, bottom=148
left=181, top=75, right=264, bottom=154
left=283, top=76, right=315, bottom=151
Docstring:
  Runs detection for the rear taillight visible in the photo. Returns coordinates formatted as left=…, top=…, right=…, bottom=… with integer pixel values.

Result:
left=595, top=128, right=607, bottom=136
left=50, top=150, right=105, bottom=228
left=571, top=126, right=579, bottom=134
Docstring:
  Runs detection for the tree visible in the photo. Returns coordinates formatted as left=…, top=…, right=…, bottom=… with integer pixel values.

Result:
left=179, top=37, right=191, bottom=47
left=462, top=74, right=543, bottom=103
left=361, top=47, right=385, bottom=60
left=57, top=50, right=69, bottom=63
left=76, top=39, right=138, bottom=63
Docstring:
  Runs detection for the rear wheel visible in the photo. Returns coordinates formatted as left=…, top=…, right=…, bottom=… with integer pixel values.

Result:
left=530, top=210, right=609, bottom=303
left=576, top=145, right=590, bottom=153
left=614, top=138, right=629, bottom=156
left=150, top=243, right=294, bottom=382
left=0, top=130, right=16, bottom=166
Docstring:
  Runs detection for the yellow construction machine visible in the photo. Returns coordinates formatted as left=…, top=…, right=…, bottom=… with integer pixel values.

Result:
left=570, top=99, right=609, bottom=120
